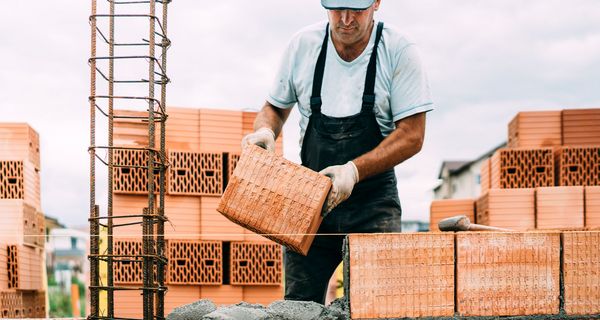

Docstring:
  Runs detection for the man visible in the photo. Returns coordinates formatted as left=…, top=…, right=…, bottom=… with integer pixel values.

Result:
left=242, top=0, right=433, bottom=304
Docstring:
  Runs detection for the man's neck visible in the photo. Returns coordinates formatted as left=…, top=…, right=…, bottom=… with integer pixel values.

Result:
left=331, top=21, right=374, bottom=62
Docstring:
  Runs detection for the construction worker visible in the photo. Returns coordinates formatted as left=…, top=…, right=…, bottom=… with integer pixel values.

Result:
left=242, top=0, right=433, bottom=304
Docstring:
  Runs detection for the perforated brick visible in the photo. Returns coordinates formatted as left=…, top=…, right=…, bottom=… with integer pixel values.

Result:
left=477, top=188, right=535, bottom=231
left=456, top=232, right=560, bottom=316
left=507, top=111, right=562, bottom=148
left=230, top=242, right=282, bottom=285
left=0, top=123, right=40, bottom=170
left=22, top=291, right=45, bottom=318
left=0, top=247, right=7, bottom=291
left=557, top=146, right=600, bottom=186
left=7, top=246, right=18, bottom=290
left=346, top=233, right=455, bottom=319
left=167, top=240, right=222, bottom=285
left=0, top=200, right=39, bottom=247
left=536, top=186, right=584, bottom=230
left=218, top=144, right=331, bottom=255
left=6, top=245, right=43, bottom=291
left=168, top=151, right=223, bottom=195
left=0, top=161, right=23, bottom=199
left=112, top=148, right=161, bottom=194
left=227, top=153, right=240, bottom=183
left=562, top=108, right=600, bottom=146
left=0, top=291, right=23, bottom=318
left=114, top=239, right=144, bottom=284
left=429, top=199, right=475, bottom=231
left=563, top=231, right=600, bottom=315
left=114, top=109, right=158, bottom=147
left=490, top=148, right=554, bottom=189
left=586, top=186, right=600, bottom=227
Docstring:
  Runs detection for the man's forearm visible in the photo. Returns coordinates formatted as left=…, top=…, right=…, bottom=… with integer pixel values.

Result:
left=254, top=101, right=292, bottom=138
left=352, top=112, right=426, bottom=181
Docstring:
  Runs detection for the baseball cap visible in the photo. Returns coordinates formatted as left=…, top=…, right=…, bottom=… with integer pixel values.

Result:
left=321, top=0, right=375, bottom=10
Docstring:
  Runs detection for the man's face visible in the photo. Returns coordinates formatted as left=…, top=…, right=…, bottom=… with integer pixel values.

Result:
left=327, top=0, right=380, bottom=46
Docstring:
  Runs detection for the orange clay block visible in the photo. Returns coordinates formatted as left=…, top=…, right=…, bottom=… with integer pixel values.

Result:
left=347, top=233, right=455, bottom=319
left=556, top=146, right=600, bottom=186
left=476, top=188, right=535, bottom=231
left=114, top=286, right=201, bottom=319
left=0, top=246, right=7, bottom=291
left=164, top=196, right=201, bottom=240
left=112, top=194, right=157, bottom=238
left=586, top=186, right=600, bottom=227
left=456, top=232, right=560, bottom=317
left=168, top=151, right=223, bottom=196
left=164, top=285, right=202, bottom=315
left=429, top=199, right=475, bottom=231
left=480, top=157, right=491, bottom=194
left=218, top=145, right=331, bottom=255
left=536, top=186, right=584, bottom=230
left=0, top=123, right=40, bottom=170
left=6, top=245, right=44, bottom=291
left=0, top=200, right=39, bottom=247
left=200, top=285, right=244, bottom=306
left=562, top=231, right=600, bottom=315
left=113, top=109, right=156, bottom=147
left=490, top=148, right=554, bottom=189
left=230, top=242, right=282, bottom=286
left=167, top=240, right=222, bottom=285
left=243, top=286, right=284, bottom=306
left=507, top=111, right=562, bottom=148
left=0, top=291, right=25, bottom=318
left=0, top=160, right=41, bottom=211
left=201, top=196, right=245, bottom=241
left=562, top=108, right=600, bottom=146
left=112, top=148, right=161, bottom=195
left=21, top=291, right=46, bottom=318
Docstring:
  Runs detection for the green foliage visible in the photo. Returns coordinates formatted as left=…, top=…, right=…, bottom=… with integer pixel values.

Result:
left=48, top=287, right=71, bottom=318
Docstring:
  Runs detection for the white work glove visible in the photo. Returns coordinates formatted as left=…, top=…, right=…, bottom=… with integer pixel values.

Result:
left=241, top=127, right=276, bottom=152
left=320, top=161, right=359, bottom=216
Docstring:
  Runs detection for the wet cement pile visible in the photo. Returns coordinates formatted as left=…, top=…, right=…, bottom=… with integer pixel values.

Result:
left=166, top=298, right=348, bottom=320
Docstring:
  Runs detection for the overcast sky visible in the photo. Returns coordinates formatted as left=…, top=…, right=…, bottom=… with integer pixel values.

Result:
left=1, top=1, right=599, bottom=227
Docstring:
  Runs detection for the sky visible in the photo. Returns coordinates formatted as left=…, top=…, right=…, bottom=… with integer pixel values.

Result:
left=1, top=1, right=599, bottom=228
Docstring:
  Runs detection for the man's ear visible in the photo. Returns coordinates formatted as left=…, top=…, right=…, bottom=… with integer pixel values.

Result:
left=373, top=0, right=381, bottom=11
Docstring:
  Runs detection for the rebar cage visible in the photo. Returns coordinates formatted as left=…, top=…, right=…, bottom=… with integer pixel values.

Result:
left=89, top=0, right=171, bottom=319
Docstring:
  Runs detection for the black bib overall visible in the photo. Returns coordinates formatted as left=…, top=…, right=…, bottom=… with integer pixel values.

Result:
left=284, top=22, right=403, bottom=303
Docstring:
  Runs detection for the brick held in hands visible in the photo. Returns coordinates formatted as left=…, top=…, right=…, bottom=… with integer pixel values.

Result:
left=345, top=233, right=455, bottom=319
left=476, top=188, right=535, bottom=231
left=557, top=146, right=600, bottom=186
left=562, top=231, right=600, bottom=315
left=217, top=144, right=331, bottom=255
left=586, top=186, right=600, bottom=227
left=0, top=123, right=41, bottom=170
left=490, top=148, right=554, bottom=189
left=507, top=111, right=562, bottom=148
left=230, top=242, right=282, bottom=286
left=456, top=232, right=561, bottom=317
left=562, top=108, right=600, bottom=146
left=167, top=240, right=222, bottom=285
left=112, top=148, right=161, bottom=194
left=168, top=151, right=223, bottom=196
left=429, top=199, right=475, bottom=231
left=536, top=186, right=584, bottom=230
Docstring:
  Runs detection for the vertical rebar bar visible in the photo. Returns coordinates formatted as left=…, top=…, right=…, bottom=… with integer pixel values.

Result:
left=106, top=0, right=116, bottom=317
left=89, top=0, right=99, bottom=318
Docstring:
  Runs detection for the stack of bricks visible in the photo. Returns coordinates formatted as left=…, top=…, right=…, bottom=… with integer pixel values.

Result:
left=112, top=107, right=284, bottom=318
left=345, top=231, right=599, bottom=319
left=430, top=108, right=600, bottom=231
left=0, top=123, right=46, bottom=318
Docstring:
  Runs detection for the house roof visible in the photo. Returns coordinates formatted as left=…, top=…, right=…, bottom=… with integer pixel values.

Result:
left=436, top=141, right=507, bottom=179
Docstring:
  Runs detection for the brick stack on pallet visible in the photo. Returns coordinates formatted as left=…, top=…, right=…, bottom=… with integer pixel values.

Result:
left=0, top=123, right=47, bottom=318
left=430, top=108, right=600, bottom=231
left=111, top=107, right=284, bottom=318
left=344, top=231, right=600, bottom=319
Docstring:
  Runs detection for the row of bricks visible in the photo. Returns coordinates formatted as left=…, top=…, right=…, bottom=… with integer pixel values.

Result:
left=508, top=108, right=600, bottom=148
left=346, top=231, right=600, bottom=319
left=430, top=186, right=600, bottom=231
left=111, top=194, right=266, bottom=241
left=113, top=239, right=282, bottom=286
left=0, top=200, right=45, bottom=248
left=0, top=244, right=44, bottom=292
left=112, top=284, right=283, bottom=319
left=114, top=107, right=283, bottom=155
left=0, top=290, right=46, bottom=319
left=112, top=149, right=238, bottom=196
left=480, top=146, right=600, bottom=191
left=0, top=160, right=42, bottom=211
left=0, top=123, right=41, bottom=171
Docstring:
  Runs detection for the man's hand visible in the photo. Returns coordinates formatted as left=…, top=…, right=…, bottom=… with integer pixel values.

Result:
left=320, top=161, right=359, bottom=216
left=241, top=127, right=276, bottom=152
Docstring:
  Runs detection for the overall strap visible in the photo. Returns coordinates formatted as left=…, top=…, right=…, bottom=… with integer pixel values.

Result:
left=361, top=21, right=384, bottom=113
left=310, top=23, right=329, bottom=114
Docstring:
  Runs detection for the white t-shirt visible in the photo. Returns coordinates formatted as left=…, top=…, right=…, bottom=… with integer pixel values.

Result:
left=267, top=20, right=434, bottom=147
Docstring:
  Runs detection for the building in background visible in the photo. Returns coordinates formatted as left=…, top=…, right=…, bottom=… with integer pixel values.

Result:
left=433, top=143, right=506, bottom=200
